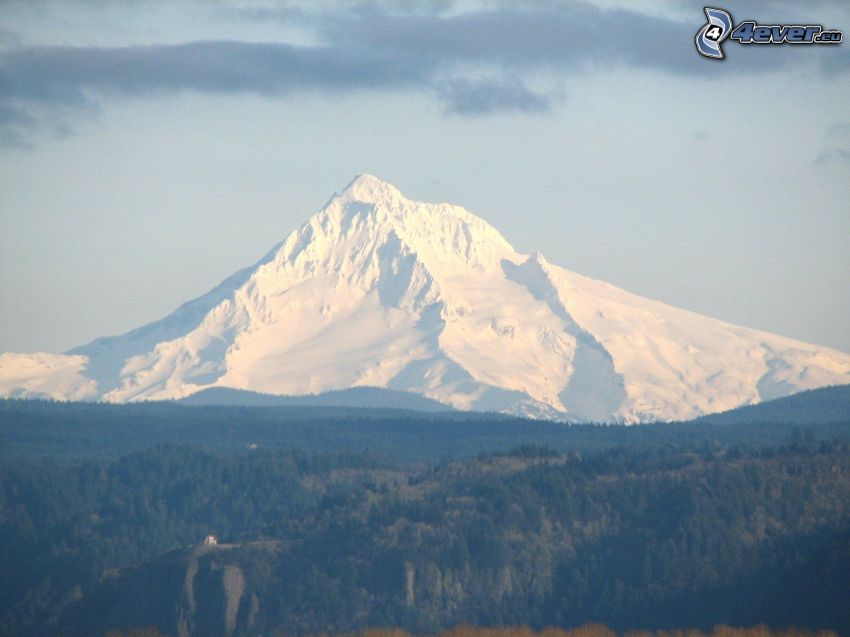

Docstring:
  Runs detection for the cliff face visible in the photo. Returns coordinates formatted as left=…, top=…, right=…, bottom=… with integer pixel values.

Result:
left=62, top=545, right=264, bottom=637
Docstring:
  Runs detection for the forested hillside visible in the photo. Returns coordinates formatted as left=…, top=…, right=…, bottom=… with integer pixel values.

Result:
left=2, top=435, right=848, bottom=636
left=696, top=385, right=850, bottom=425
left=4, top=398, right=850, bottom=463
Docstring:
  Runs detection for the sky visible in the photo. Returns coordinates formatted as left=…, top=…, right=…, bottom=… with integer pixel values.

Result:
left=1, top=0, right=849, bottom=355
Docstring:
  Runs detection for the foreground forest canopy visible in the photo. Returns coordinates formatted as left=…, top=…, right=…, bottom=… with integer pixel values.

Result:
left=1, top=408, right=849, bottom=637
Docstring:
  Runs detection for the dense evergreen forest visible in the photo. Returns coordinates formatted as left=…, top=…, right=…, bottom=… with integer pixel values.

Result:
left=3, top=396, right=850, bottom=463
left=1, top=399, right=848, bottom=636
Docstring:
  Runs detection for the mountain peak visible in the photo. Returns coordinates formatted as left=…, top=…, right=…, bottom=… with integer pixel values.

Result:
left=2, top=178, right=849, bottom=421
left=337, top=173, right=404, bottom=205
left=311, top=175, right=516, bottom=271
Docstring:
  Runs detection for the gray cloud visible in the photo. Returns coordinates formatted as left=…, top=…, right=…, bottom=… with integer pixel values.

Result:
left=2, top=1, right=847, bottom=145
left=0, top=39, right=429, bottom=145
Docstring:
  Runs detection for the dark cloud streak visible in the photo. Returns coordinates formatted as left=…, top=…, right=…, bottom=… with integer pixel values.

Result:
left=2, top=2, right=847, bottom=145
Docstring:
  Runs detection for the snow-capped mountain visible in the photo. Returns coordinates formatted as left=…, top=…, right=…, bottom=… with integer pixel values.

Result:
left=2, top=175, right=849, bottom=422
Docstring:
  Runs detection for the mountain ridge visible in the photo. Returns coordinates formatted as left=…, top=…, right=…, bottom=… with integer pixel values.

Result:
left=1, top=175, right=848, bottom=422
left=695, top=383, right=850, bottom=425
left=178, top=386, right=455, bottom=412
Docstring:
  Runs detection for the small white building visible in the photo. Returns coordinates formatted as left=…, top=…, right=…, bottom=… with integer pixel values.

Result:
left=203, top=534, right=218, bottom=546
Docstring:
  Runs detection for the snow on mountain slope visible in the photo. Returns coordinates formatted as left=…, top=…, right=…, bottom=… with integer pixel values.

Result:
left=1, top=175, right=848, bottom=422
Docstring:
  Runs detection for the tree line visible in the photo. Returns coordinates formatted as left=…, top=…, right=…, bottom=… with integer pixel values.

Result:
left=1, top=434, right=848, bottom=636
